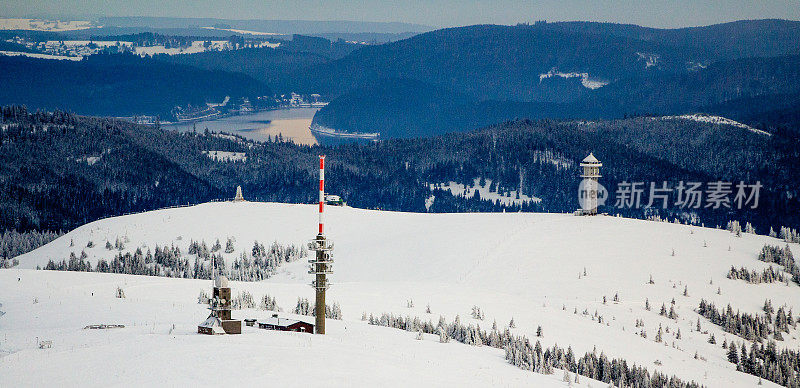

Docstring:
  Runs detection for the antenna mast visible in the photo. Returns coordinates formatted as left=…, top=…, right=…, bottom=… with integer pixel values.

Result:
left=309, top=155, right=333, bottom=334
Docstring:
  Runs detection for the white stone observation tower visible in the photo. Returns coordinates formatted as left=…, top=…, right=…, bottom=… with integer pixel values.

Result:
left=577, top=153, right=603, bottom=215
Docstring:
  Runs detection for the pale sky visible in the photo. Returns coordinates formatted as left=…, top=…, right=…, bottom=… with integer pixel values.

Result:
left=3, top=0, right=799, bottom=29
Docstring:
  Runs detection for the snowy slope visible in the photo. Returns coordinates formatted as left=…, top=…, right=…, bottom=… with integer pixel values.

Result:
left=0, top=18, right=95, bottom=31
left=538, top=69, right=609, bottom=89
left=0, top=270, right=587, bottom=387
left=430, top=178, right=541, bottom=206
left=0, top=50, right=83, bottom=61
left=4, top=201, right=800, bottom=387
left=655, top=114, right=771, bottom=136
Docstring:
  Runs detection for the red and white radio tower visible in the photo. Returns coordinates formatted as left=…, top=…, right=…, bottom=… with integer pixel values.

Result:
left=308, top=155, right=333, bottom=334
left=318, top=155, right=325, bottom=234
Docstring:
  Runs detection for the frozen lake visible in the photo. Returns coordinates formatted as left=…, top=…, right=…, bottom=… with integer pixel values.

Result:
left=164, top=108, right=318, bottom=145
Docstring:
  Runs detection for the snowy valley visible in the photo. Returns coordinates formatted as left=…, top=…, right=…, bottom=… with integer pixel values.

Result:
left=2, top=201, right=799, bottom=386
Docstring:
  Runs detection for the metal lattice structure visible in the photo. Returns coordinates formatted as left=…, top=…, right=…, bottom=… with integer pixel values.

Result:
left=308, top=155, right=333, bottom=334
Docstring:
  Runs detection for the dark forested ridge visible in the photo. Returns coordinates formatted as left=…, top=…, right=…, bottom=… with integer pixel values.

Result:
left=3, top=20, right=799, bottom=139
left=285, top=24, right=687, bottom=101
left=312, top=78, right=486, bottom=138
left=538, top=19, right=800, bottom=60
left=133, top=20, right=800, bottom=105
left=0, top=53, right=272, bottom=118
left=2, top=107, right=798, bottom=238
left=302, top=21, right=800, bottom=140
left=155, top=35, right=361, bottom=90
left=586, top=55, right=800, bottom=117
left=312, top=54, right=800, bottom=139
left=285, top=20, right=800, bottom=99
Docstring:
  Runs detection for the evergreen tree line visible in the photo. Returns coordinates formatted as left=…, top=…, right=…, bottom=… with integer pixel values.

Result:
left=2, top=107, right=798, bottom=237
left=758, top=244, right=800, bottom=285
left=259, top=294, right=280, bottom=311
left=198, top=290, right=281, bottom=312
left=0, top=229, right=63, bottom=267
left=727, top=265, right=788, bottom=284
left=41, top=239, right=304, bottom=282
left=367, top=312, right=701, bottom=388
left=725, top=340, right=800, bottom=387
left=187, top=239, right=307, bottom=281
left=230, top=290, right=256, bottom=310
left=697, top=299, right=795, bottom=343
left=777, top=227, right=800, bottom=244
left=726, top=220, right=756, bottom=236
left=43, top=250, right=95, bottom=272
left=44, top=246, right=190, bottom=277
left=293, top=297, right=342, bottom=320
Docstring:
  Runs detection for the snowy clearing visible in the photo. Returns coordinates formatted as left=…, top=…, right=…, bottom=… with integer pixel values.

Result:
left=5, top=202, right=799, bottom=387
left=430, top=178, right=541, bottom=206
left=202, top=150, right=247, bottom=162
left=538, top=69, right=608, bottom=89
left=0, top=18, right=95, bottom=31
left=133, top=40, right=233, bottom=56
left=655, top=114, right=771, bottom=136
left=636, top=52, right=660, bottom=68
left=0, top=50, right=82, bottom=61
left=201, top=26, right=283, bottom=36
left=44, top=40, right=127, bottom=48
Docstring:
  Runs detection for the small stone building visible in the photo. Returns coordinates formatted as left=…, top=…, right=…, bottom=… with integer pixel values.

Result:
left=198, top=275, right=241, bottom=335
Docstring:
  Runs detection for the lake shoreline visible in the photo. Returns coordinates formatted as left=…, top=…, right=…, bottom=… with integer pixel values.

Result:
left=163, top=107, right=319, bottom=145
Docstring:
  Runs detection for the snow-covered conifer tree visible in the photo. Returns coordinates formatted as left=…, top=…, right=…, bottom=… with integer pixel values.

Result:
left=224, top=238, right=235, bottom=253
left=438, top=327, right=450, bottom=342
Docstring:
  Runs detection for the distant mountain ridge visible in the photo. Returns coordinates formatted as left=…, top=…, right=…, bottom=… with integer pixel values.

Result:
left=308, top=20, right=800, bottom=140
left=2, top=19, right=799, bottom=142
left=312, top=55, right=800, bottom=139
left=540, top=19, right=800, bottom=60
left=0, top=53, right=271, bottom=118
left=286, top=24, right=689, bottom=101
left=290, top=20, right=800, bottom=99
left=99, top=17, right=432, bottom=34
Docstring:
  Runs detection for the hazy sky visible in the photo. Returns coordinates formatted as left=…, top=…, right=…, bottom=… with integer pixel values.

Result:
left=3, top=0, right=800, bottom=29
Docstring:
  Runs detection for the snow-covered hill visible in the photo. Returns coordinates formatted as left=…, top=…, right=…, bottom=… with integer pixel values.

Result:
left=3, top=201, right=799, bottom=387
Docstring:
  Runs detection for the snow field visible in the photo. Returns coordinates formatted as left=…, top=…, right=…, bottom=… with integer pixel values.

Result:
left=429, top=178, right=541, bottom=207
left=0, top=270, right=600, bottom=387
left=6, top=202, right=799, bottom=386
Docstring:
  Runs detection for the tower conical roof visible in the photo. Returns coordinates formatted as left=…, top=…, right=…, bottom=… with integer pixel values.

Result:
left=582, top=153, right=600, bottom=163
